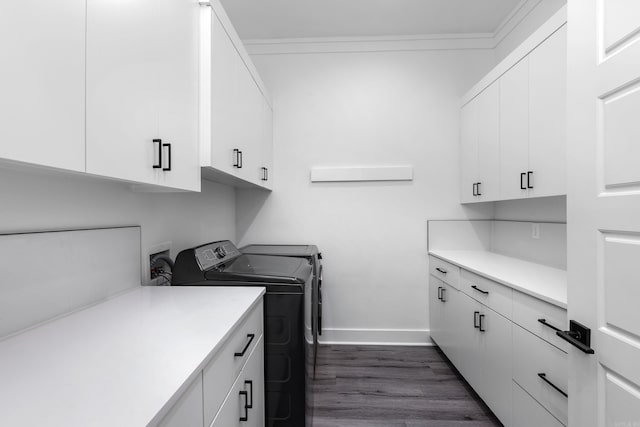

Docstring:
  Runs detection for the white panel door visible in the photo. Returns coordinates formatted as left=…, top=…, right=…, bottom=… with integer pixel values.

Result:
left=500, top=58, right=530, bottom=200
left=86, top=0, right=161, bottom=185
left=429, top=277, right=445, bottom=347
left=528, top=26, right=567, bottom=199
left=236, top=68, right=263, bottom=185
left=260, top=98, right=274, bottom=189
left=460, top=100, right=479, bottom=203
left=156, top=0, right=200, bottom=192
left=456, top=292, right=483, bottom=392
left=480, top=309, right=512, bottom=426
left=476, top=82, right=501, bottom=202
left=157, top=374, right=204, bottom=427
left=567, top=1, right=640, bottom=426
left=442, top=282, right=465, bottom=371
left=0, top=0, right=85, bottom=172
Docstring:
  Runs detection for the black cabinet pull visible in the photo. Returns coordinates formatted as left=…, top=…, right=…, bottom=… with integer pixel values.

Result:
left=472, top=183, right=477, bottom=196
left=538, top=318, right=562, bottom=333
left=239, top=390, right=249, bottom=421
left=476, top=182, right=482, bottom=196
left=261, top=167, right=268, bottom=181
left=437, top=286, right=443, bottom=300
left=471, top=285, right=489, bottom=295
left=538, top=373, right=568, bottom=398
left=162, top=143, right=171, bottom=171
left=441, top=288, right=446, bottom=302
left=435, top=267, right=447, bottom=275
left=520, top=172, right=526, bottom=190
left=234, top=333, right=255, bottom=357
left=474, top=311, right=480, bottom=328
left=234, top=149, right=243, bottom=168
left=153, top=139, right=162, bottom=169
left=244, top=380, right=253, bottom=408
left=479, top=314, right=486, bottom=332
left=527, top=171, right=534, bottom=189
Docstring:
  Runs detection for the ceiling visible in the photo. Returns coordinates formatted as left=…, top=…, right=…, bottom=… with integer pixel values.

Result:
left=219, top=0, right=524, bottom=40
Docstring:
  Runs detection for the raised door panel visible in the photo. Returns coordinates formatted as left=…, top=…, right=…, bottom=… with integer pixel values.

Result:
left=157, top=374, right=204, bottom=427
left=460, top=100, right=479, bottom=203
left=86, top=0, right=160, bottom=185
left=156, top=0, right=200, bottom=191
left=210, top=11, right=242, bottom=175
left=480, top=308, right=513, bottom=427
left=476, top=82, right=501, bottom=202
left=429, top=277, right=445, bottom=347
left=528, top=26, right=567, bottom=198
left=0, top=0, right=85, bottom=172
left=499, top=58, right=530, bottom=200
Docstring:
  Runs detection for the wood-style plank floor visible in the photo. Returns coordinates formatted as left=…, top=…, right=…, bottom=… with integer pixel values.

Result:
left=311, top=345, right=502, bottom=427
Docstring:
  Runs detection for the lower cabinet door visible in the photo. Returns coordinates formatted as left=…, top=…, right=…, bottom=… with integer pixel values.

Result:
left=157, top=373, right=204, bottom=427
left=429, top=276, right=445, bottom=346
left=480, top=308, right=513, bottom=426
left=512, top=381, right=565, bottom=427
left=212, top=336, right=264, bottom=427
left=456, top=292, right=483, bottom=392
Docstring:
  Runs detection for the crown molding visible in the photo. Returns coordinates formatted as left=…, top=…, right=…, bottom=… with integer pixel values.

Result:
left=242, top=0, right=547, bottom=55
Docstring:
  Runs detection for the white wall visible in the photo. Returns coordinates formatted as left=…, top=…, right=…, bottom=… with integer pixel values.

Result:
left=494, top=196, right=566, bottom=222
left=0, top=165, right=236, bottom=280
left=494, top=0, right=566, bottom=64
left=236, top=48, right=495, bottom=344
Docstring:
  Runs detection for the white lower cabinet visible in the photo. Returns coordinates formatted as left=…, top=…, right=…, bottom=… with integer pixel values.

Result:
left=157, top=374, right=205, bottom=427
left=429, top=256, right=565, bottom=427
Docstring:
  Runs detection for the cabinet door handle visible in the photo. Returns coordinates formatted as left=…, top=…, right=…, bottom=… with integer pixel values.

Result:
left=520, top=172, right=526, bottom=190
left=233, top=149, right=241, bottom=168
left=527, top=171, right=534, bottom=189
left=538, top=373, right=568, bottom=398
left=479, top=314, right=486, bottom=332
left=476, top=182, right=482, bottom=196
left=474, top=311, right=480, bottom=328
left=261, top=167, right=268, bottom=181
left=234, top=333, right=255, bottom=357
left=441, top=288, right=447, bottom=302
left=435, top=267, right=447, bottom=275
left=471, top=285, right=489, bottom=295
left=472, top=183, right=477, bottom=196
left=153, top=139, right=162, bottom=169
left=239, top=390, right=249, bottom=421
left=162, top=143, right=171, bottom=171
left=537, top=318, right=562, bottom=333
left=437, top=286, right=443, bottom=300
left=239, top=150, right=243, bottom=168
left=244, top=380, right=253, bottom=408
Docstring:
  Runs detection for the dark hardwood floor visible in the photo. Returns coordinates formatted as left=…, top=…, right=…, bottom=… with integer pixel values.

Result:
left=311, top=345, right=502, bottom=427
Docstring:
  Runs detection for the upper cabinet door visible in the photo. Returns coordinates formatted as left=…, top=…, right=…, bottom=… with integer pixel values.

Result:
left=476, top=82, right=500, bottom=202
left=87, top=0, right=199, bottom=190
left=261, top=99, right=274, bottom=190
left=156, top=0, right=201, bottom=192
left=0, top=0, right=85, bottom=172
left=528, top=26, right=567, bottom=198
left=86, top=0, right=160, bottom=185
left=460, top=100, right=479, bottom=204
left=499, top=57, right=530, bottom=200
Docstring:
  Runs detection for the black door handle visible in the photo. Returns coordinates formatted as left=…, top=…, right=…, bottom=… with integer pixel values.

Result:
left=520, top=172, right=526, bottom=190
left=471, top=285, right=489, bottom=295
left=234, top=333, right=255, bottom=357
left=441, top=288, right=446, bottom=302
left=538, top=373, right=568, bottom=398
left=265, top=167, right=268, bottom=181
left=435, top=267, right=447, bottom=275
left=476, top=182, right=482, bottom=196
left=479, top=314, right=485, bottom=332
left=556, top=320, right=595, bottom=354
left=244, top=380, right=253, bottom=408
left=233, top=149, right=241, bottom=168
left=239, top=390, right=249, bottom=421
left=162, top=143, right=171, bottom=171
left=153, top=139, right=162, bottom=169
left=474, top=311, right=480, bottom=328
left=527, top=171, right=534, bottom=189
left=239, top=150, right=243, bottom=168
left=437, top=286, right=443, bottom=301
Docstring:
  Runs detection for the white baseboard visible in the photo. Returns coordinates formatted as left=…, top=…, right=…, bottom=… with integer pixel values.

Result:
left=318, top=328, right=433, bottom=346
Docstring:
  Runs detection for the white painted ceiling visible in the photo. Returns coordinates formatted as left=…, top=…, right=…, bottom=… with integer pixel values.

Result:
left=219, top=0, right=524, bottom=40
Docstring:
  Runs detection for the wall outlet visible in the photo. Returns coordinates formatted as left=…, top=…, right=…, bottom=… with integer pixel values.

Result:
left=146, top=241, right=172, bottom=286
left=531, top=223, right=541, bottom=239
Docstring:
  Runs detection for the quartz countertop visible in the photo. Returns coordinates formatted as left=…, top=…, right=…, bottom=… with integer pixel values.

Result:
left=0, top=286, right=265, bottom=427
left=429, top=250, right=567, bottom=308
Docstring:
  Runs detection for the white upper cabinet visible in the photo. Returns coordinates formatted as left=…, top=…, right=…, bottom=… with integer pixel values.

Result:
left=201, top=1, right=274, bottom=190
left=460, top=11, right=567, bottom=203
left=499, top=57, right=530, bottom=200
left=86, top=0, right=200, bottom=191
left=528, top=26, right=567, bottom=198
left=0, top=0, right=85, bottom=172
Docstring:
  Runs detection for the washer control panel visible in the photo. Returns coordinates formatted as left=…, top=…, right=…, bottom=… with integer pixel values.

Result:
left=194, top=240, right=240, bottom=270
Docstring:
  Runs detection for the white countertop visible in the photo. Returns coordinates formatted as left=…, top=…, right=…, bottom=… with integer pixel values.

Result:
left=429, top=250, right=567, bottom=308
left=0, top=286, right=265, bottom=427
